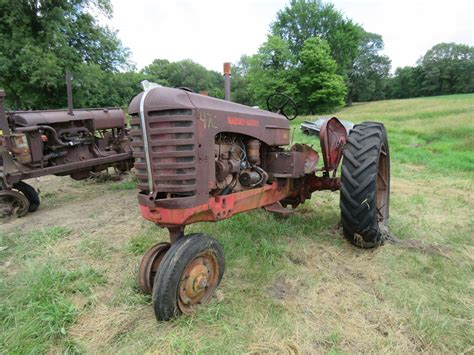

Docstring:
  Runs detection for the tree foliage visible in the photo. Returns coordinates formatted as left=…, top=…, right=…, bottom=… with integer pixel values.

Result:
left=386, top=66, right=423, bottom=99
left=246, top=36, right=345, bottom=114
left=247, top=36, right=298, bottom=108
left=1, top=1, right=471, bottom=113
left=0, top=0, right=129, bottom=109
left=142, top=59, right=224, bottom=98
left=419, top=43, right=474, bottom=96
left=271, top=0, right=362, bottom=74
left=249, top=0, right=390, bottom=107
left=347, top=32, right=391, bottom=104
left=231, top=55, right=254, bottom=106
left=386, top=43, right=474, bottom=99
left=298, top=38, right=346, bottom=113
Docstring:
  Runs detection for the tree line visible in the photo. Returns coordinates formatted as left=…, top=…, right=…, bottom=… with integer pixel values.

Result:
left=0, top=0, right=472, bottom=113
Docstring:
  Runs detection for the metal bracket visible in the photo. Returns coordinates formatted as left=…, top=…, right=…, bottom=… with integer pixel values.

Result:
left=264, top=201, right=294, bottom=217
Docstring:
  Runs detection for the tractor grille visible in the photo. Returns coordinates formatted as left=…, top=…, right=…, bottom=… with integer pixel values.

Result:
left=130, top=109, right=197, bottom=198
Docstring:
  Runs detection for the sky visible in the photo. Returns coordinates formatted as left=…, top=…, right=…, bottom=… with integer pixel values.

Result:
left=108, top=0, right=473, bottom=73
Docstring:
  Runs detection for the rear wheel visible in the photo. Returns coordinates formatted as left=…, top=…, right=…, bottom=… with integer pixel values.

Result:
left=13, top=181, right=40, bottom=212
left=340, top=122, right=390, bottom=248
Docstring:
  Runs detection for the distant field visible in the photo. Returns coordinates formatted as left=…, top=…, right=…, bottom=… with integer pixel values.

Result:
left=1, top=94, right=473, bottom=353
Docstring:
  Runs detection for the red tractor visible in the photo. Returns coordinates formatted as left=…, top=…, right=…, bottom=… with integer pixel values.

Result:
left=129, top=87, right=390, bottom=321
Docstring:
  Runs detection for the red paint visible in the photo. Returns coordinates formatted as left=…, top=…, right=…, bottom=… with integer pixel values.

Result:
left=140, top=181, right=289, bottom=227
left=319, top=117, right=347, bottom=172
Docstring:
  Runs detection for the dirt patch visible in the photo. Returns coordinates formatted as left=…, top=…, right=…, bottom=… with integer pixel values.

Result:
left=385, top=234, right=451, bottom=258
left=267, top=276, right=303, bottom=300
left=0, top=175, right=140, bottom=236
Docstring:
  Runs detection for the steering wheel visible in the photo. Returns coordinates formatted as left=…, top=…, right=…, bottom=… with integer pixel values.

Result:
left=266, top=93, right=298, bottom=121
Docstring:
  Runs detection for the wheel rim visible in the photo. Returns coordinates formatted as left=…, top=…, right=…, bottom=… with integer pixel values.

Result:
left=178, top=251, right=219, bottom=314
left=138, top=242, right=170, bottom=294
left=376, top=143, right=389, bottom=224
left=0, top=190, right=30, bottom=217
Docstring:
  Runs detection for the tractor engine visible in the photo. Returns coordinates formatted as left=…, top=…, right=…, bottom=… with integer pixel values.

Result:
left=212, top=134, right=268, bottom=195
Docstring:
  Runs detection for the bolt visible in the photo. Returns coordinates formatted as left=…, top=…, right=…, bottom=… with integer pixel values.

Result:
left=198, top=277, right=207, bottom=289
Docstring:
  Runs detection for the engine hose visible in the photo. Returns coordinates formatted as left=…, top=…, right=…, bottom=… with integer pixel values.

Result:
left=93, top=145, right=111, bottom=157
left=16, top=126, right=73, bottom=147
left=220, top=173, right=238, bottom=196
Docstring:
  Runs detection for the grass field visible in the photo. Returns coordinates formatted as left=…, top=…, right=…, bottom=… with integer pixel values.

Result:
left=1, top=93, right=473, bottom=353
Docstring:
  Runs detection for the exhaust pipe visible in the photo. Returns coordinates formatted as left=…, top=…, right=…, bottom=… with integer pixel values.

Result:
left=66, top=70, right=74, bottom=115
left=223, top=62, right=231, bottom=101
left=0, top=90, right=12, bottom=150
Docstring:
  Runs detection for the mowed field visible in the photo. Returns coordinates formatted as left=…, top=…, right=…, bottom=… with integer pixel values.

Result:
left=1, top=94, right=473, bottom=353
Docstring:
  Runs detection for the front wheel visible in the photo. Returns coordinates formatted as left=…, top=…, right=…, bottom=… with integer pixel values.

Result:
left=340, top=122, right=390, bottom=248
left=152, top=233, right=225, bottom=321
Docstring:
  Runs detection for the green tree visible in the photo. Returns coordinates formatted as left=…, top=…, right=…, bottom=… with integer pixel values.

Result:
left=72, top=65, right=144, bottom=108
left=247, top=36, right=298, bottom=109
left=270, top=0, right=363, bottom=74
left=247, top=36, right=345, bottom=114
left=231, top=55, right=255, bottom=106
left=142, top=59, right=224, bottom=98
left=419, top=42, right=474, bottom=96
left=298, top=37, right=346, bottom=113
left=347, top=32, right=391, bottom=104
left=386, top=66, right=424, bottom=99
left=0, top=0, right=129, bottom=109
left=269, top=0, right=395, bottom=104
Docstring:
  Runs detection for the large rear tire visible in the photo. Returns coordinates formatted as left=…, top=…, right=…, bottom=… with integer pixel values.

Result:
left=340, top=122, right=390, bottom=248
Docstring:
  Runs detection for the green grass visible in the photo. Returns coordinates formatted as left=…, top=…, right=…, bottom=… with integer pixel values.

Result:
left=293, top=93, right=474, bottom=175
left=0, top=93, right=473, bottom=353
left=0, top=228, right=106, bottom=353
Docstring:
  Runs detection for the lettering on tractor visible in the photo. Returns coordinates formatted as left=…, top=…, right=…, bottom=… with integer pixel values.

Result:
left=227, top=116, right=259, bottom=127
left=129, top=82, right=390, bottom=321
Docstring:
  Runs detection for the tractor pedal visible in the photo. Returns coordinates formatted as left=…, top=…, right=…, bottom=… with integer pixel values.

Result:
left=264, top=202, right=294, bottom=217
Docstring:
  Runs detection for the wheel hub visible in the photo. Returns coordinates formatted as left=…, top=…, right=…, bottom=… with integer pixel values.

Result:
left=0, top=190, right=29, bottom=217
left=178, top=253, right=219, bottom=313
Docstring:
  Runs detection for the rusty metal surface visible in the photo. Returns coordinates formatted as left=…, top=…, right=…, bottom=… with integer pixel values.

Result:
left=0, top=189, right=29, bottom=217
left=0, top=90, right=134, bottom=213
left=128, top=87, right=290, bottom=211
left=128, top=86, right=351, bottom=234
left=138, top=242, right=171, bottom=294
left=264, top=201, right=294, bottom=217
left=265, top=150, right=306, bottom=178
left=140, top=180, right=291, bottom=227
left=11, top=109, right=125, bottom=130
left=178, top=251, right=220, bottom=314
left=223, top=62, right=231, bottom=101
left=319, top=117, right=347, bottom=172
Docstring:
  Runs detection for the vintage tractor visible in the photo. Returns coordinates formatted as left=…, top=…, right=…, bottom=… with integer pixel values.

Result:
left=129, top=86, right=390, bottom=321
left=0, top=90, right=133, bottom=217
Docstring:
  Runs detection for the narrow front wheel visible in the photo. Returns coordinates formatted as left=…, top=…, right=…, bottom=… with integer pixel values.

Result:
left=152, top=233, right=225, bottom=321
